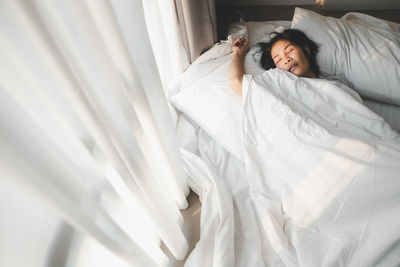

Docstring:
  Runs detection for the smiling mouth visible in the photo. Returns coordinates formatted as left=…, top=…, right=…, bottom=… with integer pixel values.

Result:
left=289, top=64, right=297, bottom=72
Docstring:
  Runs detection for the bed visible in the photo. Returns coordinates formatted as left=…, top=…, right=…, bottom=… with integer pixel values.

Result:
left=168, top=4, right=400, bottom=267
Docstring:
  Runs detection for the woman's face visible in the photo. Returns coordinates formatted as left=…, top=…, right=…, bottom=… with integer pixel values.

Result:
left=270, top=40, right=315, bottom=78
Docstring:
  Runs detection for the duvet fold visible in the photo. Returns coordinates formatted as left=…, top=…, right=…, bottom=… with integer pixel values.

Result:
left=242, top=69, right=400, bottom=267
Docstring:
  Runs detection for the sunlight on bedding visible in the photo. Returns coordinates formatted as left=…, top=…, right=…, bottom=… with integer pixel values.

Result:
left=361, top=39, right=397, bottom=61
left=284, top=138, right=373, bottom=227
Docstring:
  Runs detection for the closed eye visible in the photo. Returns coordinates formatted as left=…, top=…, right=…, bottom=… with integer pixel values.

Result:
left=285, top=47, right=294, bottom=54
left=284, top=45, right=294, bottom=53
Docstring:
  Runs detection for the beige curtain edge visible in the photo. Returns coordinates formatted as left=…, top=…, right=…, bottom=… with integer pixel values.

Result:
left=175, top=0, right=217, bottom=63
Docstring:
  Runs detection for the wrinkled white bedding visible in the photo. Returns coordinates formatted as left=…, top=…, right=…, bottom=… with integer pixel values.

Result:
left=364, top=99, right=400, bottom=133
left=177, top=114, right=284, bottom=267
left=179, top=69, right=400, bottom=267
left=242, top=69, right=400, bottom=266
left=177, top=117, right=268, bottom=267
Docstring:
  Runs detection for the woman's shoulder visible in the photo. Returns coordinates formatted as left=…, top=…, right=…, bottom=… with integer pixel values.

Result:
left=319, top=74, right=362, bottom=102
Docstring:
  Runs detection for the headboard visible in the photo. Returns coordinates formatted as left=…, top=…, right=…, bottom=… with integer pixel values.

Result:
left=216, top=5, right=400, bottom=40
left=174, top=1, right=400, bottom=63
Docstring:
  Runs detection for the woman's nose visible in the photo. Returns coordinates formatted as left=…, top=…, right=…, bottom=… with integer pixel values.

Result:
left=284, top=57, right=292, bottom=64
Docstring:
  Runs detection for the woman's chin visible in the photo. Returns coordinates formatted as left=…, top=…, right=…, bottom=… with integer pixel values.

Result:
left=290, top=67, right=302, bottom=77
left=291, top=69, right=302, bottom=77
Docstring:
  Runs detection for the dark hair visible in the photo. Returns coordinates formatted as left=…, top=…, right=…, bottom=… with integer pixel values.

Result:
left=256, top=29, right=320, bottom=76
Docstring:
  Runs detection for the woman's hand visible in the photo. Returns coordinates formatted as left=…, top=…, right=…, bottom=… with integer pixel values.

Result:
left=232, top=37, right=249, bottom=57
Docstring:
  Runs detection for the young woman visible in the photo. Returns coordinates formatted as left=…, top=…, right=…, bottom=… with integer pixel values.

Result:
left=229, top=29, right=320, bottom=95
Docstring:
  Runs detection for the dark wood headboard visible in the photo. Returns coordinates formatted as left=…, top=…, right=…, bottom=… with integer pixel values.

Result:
left=216, top=5, right=400, bottom=40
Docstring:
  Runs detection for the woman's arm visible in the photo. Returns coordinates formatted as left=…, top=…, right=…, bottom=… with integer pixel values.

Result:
left=229, top=38, right=249, bottom=95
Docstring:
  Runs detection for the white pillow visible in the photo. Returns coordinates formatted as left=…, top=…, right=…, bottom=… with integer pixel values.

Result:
left=168, top=25, right=248, bottom=97
left=169, top=60, right=244, bottom=160
left=291, top=8, right=400, bottom=105
left=170, top=23, right=290, bottom=161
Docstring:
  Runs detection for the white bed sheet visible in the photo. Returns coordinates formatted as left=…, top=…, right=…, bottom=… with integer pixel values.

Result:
left=176, top=115, right=284, bottom=267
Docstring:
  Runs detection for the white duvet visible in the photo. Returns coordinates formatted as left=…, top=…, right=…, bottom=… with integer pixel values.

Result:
left=180, top=69, right=400, bottom=267
left=242, top=69, right=400, bottom=266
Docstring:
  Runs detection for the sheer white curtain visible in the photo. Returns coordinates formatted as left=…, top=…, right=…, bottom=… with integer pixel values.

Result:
left=142, top=0, right=190, bottom=94
left=0, top=0, right=189, bottom=266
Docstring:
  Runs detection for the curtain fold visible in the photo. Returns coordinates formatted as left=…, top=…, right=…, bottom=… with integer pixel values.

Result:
left=142, top=0, right=190, bottom=93
left=175, top=0, right=218, bottom=63
left=0, top=0, right=189, bottom=265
